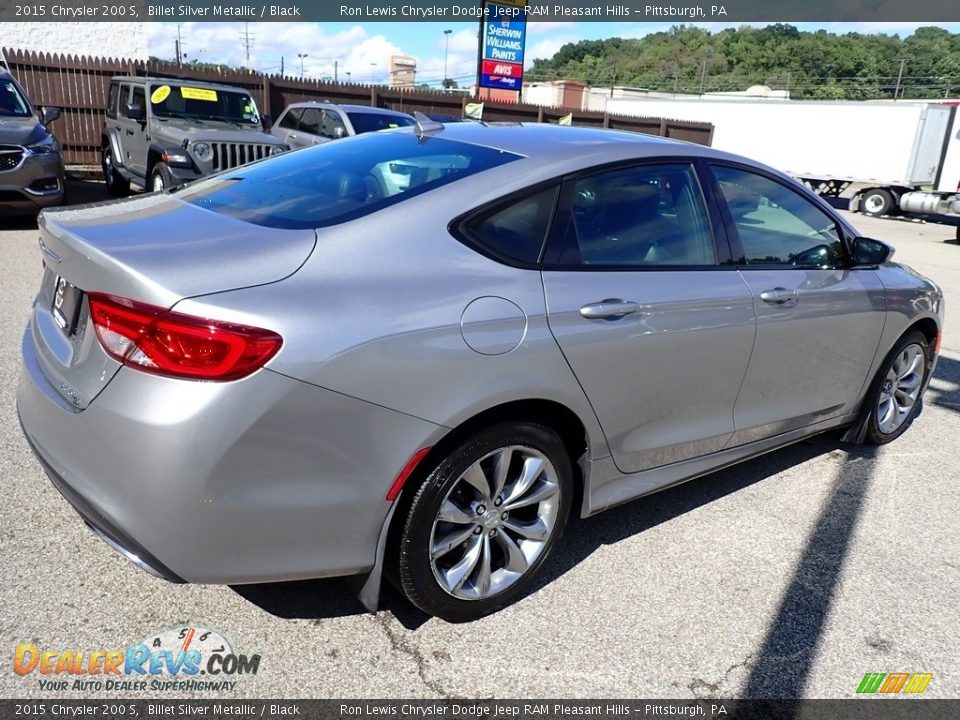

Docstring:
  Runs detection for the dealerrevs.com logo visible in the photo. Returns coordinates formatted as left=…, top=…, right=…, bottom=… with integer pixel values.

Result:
left=13, top=624, right=260, bottom=693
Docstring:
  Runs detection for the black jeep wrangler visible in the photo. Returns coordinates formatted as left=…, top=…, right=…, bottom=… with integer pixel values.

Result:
left=101, top=76, right=286, bottom=196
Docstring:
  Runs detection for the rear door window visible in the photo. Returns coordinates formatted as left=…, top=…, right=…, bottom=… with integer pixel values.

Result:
left=550, top=163, right=717, bottom=267
left=279, top=108, right=302, bottom=130
left=298, top=108, right=321, bottom=136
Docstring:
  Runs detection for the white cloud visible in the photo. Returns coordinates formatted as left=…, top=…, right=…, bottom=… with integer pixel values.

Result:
left=526, top=22, right=577, bottom=37
left=525, top=36, right=578, bottom=67
left=146, top=22, right=407, bottom=82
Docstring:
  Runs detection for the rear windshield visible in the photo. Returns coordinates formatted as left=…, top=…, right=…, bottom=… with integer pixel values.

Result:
left=0, top=79, right=32, bottom=117
left=177, top=132, right=521, bottom=229
left=347, top=111, right=415, bottom=134
left=149, top=83, right=260, bottom=125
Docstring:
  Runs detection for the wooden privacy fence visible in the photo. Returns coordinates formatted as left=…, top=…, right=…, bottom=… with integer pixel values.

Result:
left=3, top=48, right=714, bottom=166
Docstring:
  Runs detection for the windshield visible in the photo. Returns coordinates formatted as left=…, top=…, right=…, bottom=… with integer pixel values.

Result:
left=0, top=79, right=32, bottom=117
left=149, top=83, right=261, bottom=125
left=347, top=111, right=415, bottom=134
left=176, top=132, right=521, bottom=230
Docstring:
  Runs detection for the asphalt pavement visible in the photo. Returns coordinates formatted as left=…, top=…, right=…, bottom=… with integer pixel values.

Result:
left=1, top=183, right=958, bottom=699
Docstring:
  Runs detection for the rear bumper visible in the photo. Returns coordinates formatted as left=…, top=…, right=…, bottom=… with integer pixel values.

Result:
left=17, top=323, right=443, bottom=584
left=18, top=418, right=185, bottom=583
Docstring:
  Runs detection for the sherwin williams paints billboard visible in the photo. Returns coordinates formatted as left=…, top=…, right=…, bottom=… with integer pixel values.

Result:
left=479, top=0, right=527, bottom=91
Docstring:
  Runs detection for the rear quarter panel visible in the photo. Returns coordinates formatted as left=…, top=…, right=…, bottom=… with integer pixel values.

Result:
left=173, top=170, right=612, bottom=461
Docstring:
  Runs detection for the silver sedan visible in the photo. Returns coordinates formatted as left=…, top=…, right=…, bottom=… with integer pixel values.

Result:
left=17, top=122, right=943, bottom=622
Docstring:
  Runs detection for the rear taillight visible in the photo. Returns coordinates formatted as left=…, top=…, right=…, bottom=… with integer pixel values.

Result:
left=87, top=293, right=282, bottom=381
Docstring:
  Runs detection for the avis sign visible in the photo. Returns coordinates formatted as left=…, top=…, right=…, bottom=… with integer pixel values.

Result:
left=480, top=0, right=527, bottom=91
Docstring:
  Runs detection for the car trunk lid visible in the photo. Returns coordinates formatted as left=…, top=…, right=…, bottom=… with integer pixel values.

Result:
left=29, top=193, right=315, bottom=410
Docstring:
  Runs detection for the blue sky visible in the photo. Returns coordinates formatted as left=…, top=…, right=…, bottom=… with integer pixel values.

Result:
left=146, top=22, right=960, bottom=87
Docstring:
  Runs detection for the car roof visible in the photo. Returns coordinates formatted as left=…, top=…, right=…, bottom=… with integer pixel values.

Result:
left=423, top=121, right=736, bottom=165
left=284, top=102, right=411, bottom=116
left=109, top=76, right=251, bottom=93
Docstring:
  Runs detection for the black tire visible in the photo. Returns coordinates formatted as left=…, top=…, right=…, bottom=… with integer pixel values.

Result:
left=396, top=422, right=573, bottom=622
left=101, top=145, right=130, bottom=197
left=863, top=330, right=930, bottom=445
left=150, top=162, right=175, bottom=193
left=861, top=188, right=893, bottom=217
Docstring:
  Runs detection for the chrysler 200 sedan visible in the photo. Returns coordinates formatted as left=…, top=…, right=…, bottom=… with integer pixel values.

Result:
left=18, top=122, right=943, bottom=622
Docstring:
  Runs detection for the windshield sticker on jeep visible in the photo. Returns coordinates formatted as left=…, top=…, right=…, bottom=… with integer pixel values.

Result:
left=180, top=87, right=218, bottom=102
left=150, top=86, right=171, bottom=104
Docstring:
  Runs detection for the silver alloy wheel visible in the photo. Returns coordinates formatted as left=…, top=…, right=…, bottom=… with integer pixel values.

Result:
left=429, top=445, right=561, bottom=600
left=152, top=173, right=165, bottom=192
left=877, top=343, right=924, bottom=434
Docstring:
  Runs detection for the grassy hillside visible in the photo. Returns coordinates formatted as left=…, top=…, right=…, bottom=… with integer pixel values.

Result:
left=527, top=25, right=960, bottom=100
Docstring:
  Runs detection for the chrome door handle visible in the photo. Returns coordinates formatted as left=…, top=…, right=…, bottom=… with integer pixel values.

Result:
left=288, top=133, right=298, bottom=139
left=759, top=287, right=799, bottom=305
left=579, top=299, right=640, bottom=320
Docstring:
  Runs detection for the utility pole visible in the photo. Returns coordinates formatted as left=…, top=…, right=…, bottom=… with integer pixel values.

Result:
left=699, top=59, right=707, bottom=95
left=334, top=60, right=338, bottom=83
left=443, top=29, right=452, bottom=89
left=240, top=22, right=254, bottom=68
left=280, top=56, right=284, bottom=76
left=894, top=58, right=907, bottom=100
left=610, top=58, right=618, bottom=97
left=175, top=24, right=184, bottom=67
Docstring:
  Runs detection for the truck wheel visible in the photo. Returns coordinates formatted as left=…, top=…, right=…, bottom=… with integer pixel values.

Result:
left=150, top=163, right=175, bottom=192
left=861, top=188, right=893, bottom=217
left=102, top=146, right=130, bottom=197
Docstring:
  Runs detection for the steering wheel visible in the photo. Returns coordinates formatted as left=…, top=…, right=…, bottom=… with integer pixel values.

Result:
left=788, top=244, right=832, bottom=267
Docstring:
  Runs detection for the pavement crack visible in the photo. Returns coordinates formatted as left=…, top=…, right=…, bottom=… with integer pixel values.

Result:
left=688, top=654, right=754, bottom=699
left=374, top=612, right=453, bottom=698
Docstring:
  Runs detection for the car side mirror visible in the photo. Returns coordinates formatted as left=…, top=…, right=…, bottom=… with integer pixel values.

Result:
left=333, top=126, right=347, bottom=139
left=261, top=113, right=273, bottom=131
left=852, top=237, right=894, bottom=266
left=126, top=101, right=145, bottom=121
left=40, top=106, right=61, bottom=126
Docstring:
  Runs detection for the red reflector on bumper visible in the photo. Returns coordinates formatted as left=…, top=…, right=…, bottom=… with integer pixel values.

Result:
left=386, top=447, right=432, bottom=502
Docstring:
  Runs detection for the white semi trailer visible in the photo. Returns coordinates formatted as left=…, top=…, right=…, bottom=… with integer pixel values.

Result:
left=607, top=96, right=960, bottom=228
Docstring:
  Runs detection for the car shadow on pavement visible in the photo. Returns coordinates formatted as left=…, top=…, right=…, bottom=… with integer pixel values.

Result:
left=739, top=443, right=878, bottom=700
left=928, top=354, right=960, bottom=417
left=533, top=434, right=851, bottom=598
left=233, top=433, right=853, bottom=632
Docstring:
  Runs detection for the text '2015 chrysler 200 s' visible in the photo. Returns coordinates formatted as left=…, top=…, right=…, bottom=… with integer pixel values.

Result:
left=18, top=121, right=943, bottom=622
